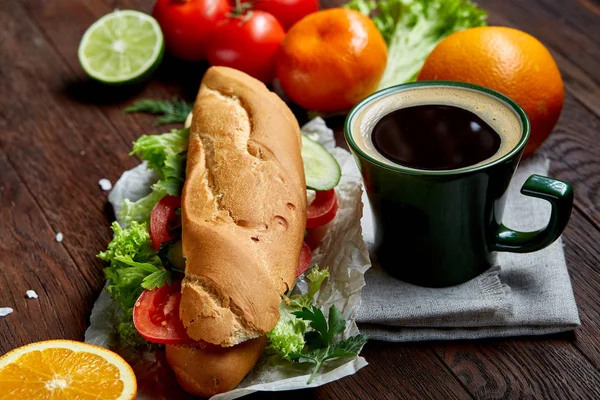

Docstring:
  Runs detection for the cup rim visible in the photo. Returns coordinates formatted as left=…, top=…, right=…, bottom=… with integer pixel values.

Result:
left=344, top=81, right=531, bottom=176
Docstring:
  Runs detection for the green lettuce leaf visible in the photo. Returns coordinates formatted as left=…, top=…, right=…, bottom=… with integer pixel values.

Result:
left=118, top=188, right=167, bottom=226
left=346, top=0, right=487, bottom=89
left=266, top=267, right=330, bottom=359
left=131, top=128, right=188, bottom=196
left=119, top=128, right=189, bottom=224
left=98, top=221, right=166, bottom=347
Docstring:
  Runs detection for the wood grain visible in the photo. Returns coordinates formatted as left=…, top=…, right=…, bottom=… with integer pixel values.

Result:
left=18, top=0, right=204, bottom=146
left=0, top=0, right=135, bottom=284
left=561, top=211, right=600, bottom=368
left=0, top=154, right=93, bottom=353
left=250, top=342, right=474, bottom=400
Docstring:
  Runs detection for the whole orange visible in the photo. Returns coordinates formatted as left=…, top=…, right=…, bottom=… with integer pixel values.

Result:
left=418, top=26, right=564, bottom=158
left=276, top=8, right=387, bottom=112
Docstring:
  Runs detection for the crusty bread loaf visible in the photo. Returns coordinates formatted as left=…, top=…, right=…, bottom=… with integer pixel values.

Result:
left=179, top=66, right=307, bottom=347
left=166, top=337, right=267, bottom=398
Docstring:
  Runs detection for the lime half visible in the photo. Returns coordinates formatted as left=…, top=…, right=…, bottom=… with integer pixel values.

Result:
left=78, top=10, right=164, bottom=84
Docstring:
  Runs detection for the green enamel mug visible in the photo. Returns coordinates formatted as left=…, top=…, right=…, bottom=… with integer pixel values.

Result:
left=344, top=81, right=573, bottom=287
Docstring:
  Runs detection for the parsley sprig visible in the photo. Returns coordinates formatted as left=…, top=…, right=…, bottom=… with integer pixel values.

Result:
left=124, top=97, right=193, bottom=125
left=291, top=305, right=368, bottom=384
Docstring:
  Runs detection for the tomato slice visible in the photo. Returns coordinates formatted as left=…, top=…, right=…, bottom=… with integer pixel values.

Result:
left=306, top=189, right=338, bottom=229
left=150, top=195, right=181, bottom=251
left=133, top=281, right=193, bottom=345
left=296, top=241, right=313, bottom=277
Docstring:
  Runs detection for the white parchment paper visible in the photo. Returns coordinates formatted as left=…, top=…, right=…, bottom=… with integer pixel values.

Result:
left=85, top=118, right=371, bottom=399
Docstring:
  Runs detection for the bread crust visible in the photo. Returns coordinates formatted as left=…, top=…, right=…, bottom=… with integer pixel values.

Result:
left=166, top=337, right=267, bottom=398
left=180, top=66, right=306, bottom=347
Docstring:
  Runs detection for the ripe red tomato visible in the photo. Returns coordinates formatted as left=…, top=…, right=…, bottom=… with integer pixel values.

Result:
left=252, top=0, right=319, bottom=30
left=152, top=0, right=230, bottom=61
left=207, top=11, right=285, bottom=83
left=133, top=281, right=193, bottom=345
left=296, top=241, right=313, bottom=277
left=306, top=189, right=338, bottom=229
left=150, top=195, right=181, bottom=251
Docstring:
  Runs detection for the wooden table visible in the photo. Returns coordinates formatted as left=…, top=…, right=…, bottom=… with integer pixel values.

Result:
left=2, top=0, right=600, bottom=398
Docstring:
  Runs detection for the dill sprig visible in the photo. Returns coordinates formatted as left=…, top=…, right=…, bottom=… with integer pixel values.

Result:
left=124, top=97, right=193, bottom=125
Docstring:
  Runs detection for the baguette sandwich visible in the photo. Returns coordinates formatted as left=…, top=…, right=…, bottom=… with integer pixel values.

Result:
left=97, top=66, right=361, bottom=397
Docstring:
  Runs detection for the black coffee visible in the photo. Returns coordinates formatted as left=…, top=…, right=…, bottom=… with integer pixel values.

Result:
left=371, top=104, right=501, bottom=170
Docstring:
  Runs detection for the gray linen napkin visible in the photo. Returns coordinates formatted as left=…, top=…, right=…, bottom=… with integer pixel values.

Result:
left=356, top=156, right=581, bottom=341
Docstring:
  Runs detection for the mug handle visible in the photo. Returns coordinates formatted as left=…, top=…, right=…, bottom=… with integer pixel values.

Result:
left=491, top=174, right=573, bottom=253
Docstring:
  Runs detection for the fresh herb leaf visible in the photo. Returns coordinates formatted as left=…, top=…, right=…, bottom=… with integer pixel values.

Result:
left=124, top=98, right=193, bottom=125
left=289, top=267, right=330, bottom=309
left=294, top=306, right=328, bottom=342
left=326, top=304, right=347, bottom=342
left=114, top=255, right=160, bottom=273
left=291, top=304, right=368, bottom=384
left=141, top=270, right=173, bottom=290
left=330, top=334, right=369, bottom=356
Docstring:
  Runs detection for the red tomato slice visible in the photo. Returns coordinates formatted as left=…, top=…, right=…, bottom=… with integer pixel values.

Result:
left=150, top=195, right=181, bottom=251
left=133, top=281, right=193, bottom=345
left=296, top=241, right=313, bottom=277
left=306, top=189, right=338, bottom=229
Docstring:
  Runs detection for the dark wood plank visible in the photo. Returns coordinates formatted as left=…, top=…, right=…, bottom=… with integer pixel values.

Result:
left=538, top=92, right=600, bottom=226
left=561, top=211, right=600, bottom=368
left=0, top=0, right=135, bottom=309
left=0, top=153, right=95, bottom=354
left=19, top=0, right=206, bottom=145
left=251, top=342, right=474, bottom=400
left=439, top=336, right=600, bottom=400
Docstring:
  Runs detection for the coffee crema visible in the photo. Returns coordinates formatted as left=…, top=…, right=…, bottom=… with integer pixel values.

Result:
left=350, top=85, right=523, bottom=171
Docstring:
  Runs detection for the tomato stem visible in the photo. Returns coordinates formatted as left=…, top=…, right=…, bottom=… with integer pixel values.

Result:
left=229, top=0, right=253, bottom=18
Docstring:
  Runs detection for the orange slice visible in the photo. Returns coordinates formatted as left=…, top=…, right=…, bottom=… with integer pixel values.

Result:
left=0, top=340, right=137, bottom=400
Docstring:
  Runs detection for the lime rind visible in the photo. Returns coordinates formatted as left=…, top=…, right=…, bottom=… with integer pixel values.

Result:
left=302, top=135, right=342, bottom=191
left=78, top=10, right=164, bottom=84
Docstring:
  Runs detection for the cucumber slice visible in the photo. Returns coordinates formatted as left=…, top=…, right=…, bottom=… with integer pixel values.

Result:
left=302, top=135, right=341, bottom=191
left=158, top=239, right=185, bottom=272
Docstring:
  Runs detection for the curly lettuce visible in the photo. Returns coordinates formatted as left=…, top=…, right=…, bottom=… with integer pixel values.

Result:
left=346, top=0, right=487, bottom=89
left=120, top=128, right=189, bottom=224
left=267, top=267, right=330, bottom=358
left=98, top=128, right=189, bottom=347
left=98, top=221, right=171, bottom=347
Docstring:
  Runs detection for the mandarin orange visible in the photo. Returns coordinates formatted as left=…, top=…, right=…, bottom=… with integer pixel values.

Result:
left=276, top=8, right=387, bottom=112
left=418, top=26, right=564, bottom=158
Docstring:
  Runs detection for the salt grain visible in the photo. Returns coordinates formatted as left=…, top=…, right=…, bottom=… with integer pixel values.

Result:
left=26, top=290, right=38, bottom=299
left=55, top=232, right=64, bottom=242
left=80, top=150, right=86, bottom=156
left=0, top=307, right=13, bottom=317
left=98, top=179, right=112, bottom=191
